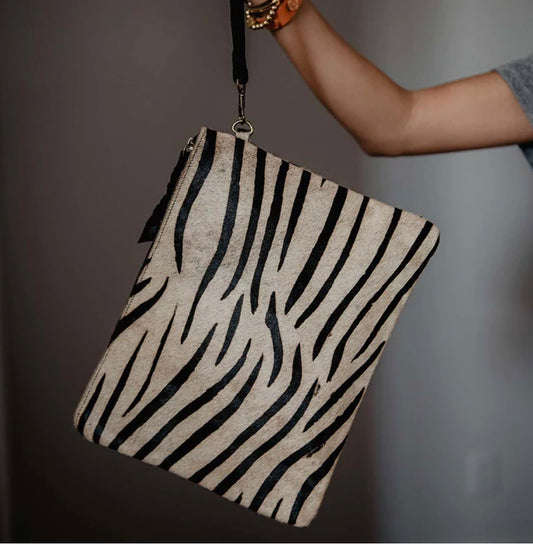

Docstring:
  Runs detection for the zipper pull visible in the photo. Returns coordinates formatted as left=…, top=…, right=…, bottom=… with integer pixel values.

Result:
left=137, top=134, right=197, bottom=243
left=185, top=136, right=195, bottom=152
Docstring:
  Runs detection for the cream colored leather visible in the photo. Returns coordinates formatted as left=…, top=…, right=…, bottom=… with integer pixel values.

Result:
left=73, top=126, right=439, bottom=527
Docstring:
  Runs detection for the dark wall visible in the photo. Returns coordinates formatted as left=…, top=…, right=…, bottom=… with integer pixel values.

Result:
left=0, top=1, right=377, bottom=541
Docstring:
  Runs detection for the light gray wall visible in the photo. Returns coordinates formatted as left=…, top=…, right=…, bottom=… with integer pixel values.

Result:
left=344, top=0, right=533, bottom=541
left=0, top=0, right=532, bottom=541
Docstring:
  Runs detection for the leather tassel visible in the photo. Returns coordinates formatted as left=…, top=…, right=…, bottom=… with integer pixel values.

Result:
left=138, top=147, right=190, bottom=243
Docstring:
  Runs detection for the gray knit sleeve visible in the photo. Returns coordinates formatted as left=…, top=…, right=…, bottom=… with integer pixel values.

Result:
left=494, top=53, right=533, bottom=169
left=494, top=53, right=533, bottom=127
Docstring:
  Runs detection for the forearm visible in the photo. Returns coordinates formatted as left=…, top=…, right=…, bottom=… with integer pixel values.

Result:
left=257, top=0, right=414, bottom=155
left=247, top=0, right=533, bottom=156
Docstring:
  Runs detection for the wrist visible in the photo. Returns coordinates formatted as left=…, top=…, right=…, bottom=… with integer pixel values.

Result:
left=245, top=0, right=305, bottom=31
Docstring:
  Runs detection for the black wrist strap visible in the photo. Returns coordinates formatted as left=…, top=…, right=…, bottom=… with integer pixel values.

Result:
left=230, top=0, right=248, bottom=85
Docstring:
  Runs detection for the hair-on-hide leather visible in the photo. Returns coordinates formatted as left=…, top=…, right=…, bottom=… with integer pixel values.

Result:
left=73, top=125, right=440, bottom=527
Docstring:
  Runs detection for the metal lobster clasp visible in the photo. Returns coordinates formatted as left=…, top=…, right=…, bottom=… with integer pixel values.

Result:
left=232, top=80, right=254, bottom=140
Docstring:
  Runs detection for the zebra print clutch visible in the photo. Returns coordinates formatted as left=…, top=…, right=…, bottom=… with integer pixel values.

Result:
left=73, top=125, right=440, bottom=527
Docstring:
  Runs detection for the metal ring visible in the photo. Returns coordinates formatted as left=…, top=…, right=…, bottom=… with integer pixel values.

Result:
left=231, top=118, right=254, bottom=138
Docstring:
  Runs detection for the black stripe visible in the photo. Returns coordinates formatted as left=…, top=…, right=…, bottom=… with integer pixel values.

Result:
left=295, top=196, right=369, bottom=329
left=271, top=498, right=283, bottom=519
left=213, top=376, right=318, bottom=497
left=285, top=185, right=348, bottom=314
left=320, top=178, right=326, bottom=187
left=181, top=138, right=244, bottom=343
left=190, top=344, right=304, bottom=485
left=249, top=387, right=366, bottom=512
left=76, top=373, right=105, bottom=435
left=134, top=339, right=252, bottom=460
left=215, top=293, right=244, bottom=366
left=107, top=324, right=217, bottom=451
left=328, top=221, right=433, bottom=380
left=108, top=277, right=168, bottom=345
left=122, top=305, right=178, bottom=417
left=353, top=234, right=440, bottom=360
left=159, top=351, right=263, bottom=470
left=138, top=144, right=191, bottom=244
left=93, top=331, right=148, bottom=444
left=130, top=277, right=151, bottom=296
left=141, top=255, right=151, bottom=270
left=288, top=438, right=346, bottom=525
left=278, top=170, right=310, bottom=271
left=250, top=160, right=289, bottom=314
left=174, top=129, right=217, bottom=273
left=234, top=492, right=243, bottom=504
left=305, top=342, right=384, bottom=432
left=265, top=292, right=283, bottom=386
left=221, top=147, right=267, bottom=300
left=312, top=208, right=402, bottom=360
left=136, top=255, right=151, bottom=286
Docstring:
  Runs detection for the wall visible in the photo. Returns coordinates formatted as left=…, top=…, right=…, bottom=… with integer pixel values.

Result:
left=0, top=249, right=12, bottom=540
left=0, top=0, right=532, bottom=541
left=349, top=0, right=533, bottom=540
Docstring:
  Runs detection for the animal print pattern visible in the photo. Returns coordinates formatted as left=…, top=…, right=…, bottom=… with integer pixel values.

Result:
left=73, top=126, right=440, bottom=527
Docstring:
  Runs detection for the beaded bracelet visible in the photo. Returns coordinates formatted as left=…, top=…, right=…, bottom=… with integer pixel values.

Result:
left=245, top=0, right=282, bottom=30
left=245, top=0, right=303, bottom=31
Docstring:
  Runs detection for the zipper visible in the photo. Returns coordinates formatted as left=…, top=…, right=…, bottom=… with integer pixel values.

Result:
left=184, top=135, right=195, bottom=153
left=137, top=132, right=198, bottom=243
